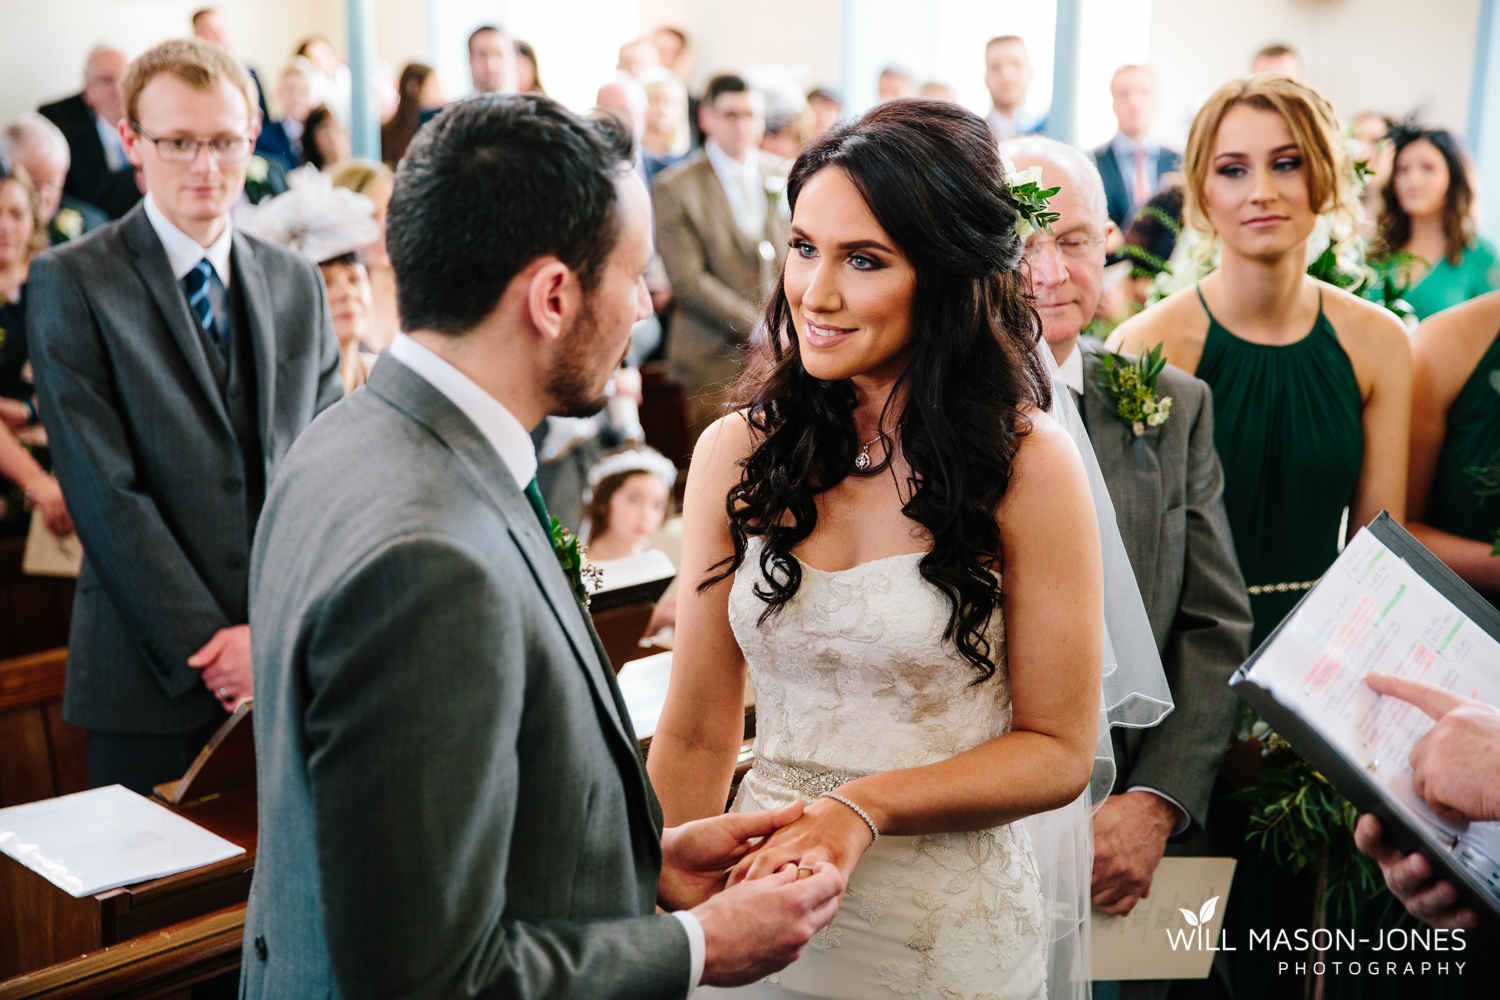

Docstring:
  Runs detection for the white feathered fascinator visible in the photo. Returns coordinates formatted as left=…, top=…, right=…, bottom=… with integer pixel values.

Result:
left=234, top=166, right=379, bottom=264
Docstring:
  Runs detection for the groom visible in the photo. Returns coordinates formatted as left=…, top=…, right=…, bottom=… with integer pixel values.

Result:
left=1006, top=138, right=1254, bottom=999
left=242, top=96, right=844, bottom=999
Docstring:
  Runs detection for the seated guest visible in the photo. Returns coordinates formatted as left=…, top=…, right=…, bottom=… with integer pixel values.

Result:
left=1, top=115, right=109, bottom=245
left=806, top=86, right=842, bottom=136
left=0, top=162, right=71, bottom=540
left=329, top=159, right=397, bottom=352
left=582, top=447, right=677, bottom=558
left=876, top=65, right=912, bottom=101
left=1094, top=64, right=1180, bottom=231
left=302, top=105, right=350, bottom=172
left=237, top=171, right=380, bottom=392
left=1250, top=42, right=1305, bottom=81
left=27, top=38, right=342, bottom=795
left=1405, top=290, right=1500, bottom=606
left=918, top=81, right=959, bottom=102
left=514, top=39, right=545, bottom=94
left=1006, top=141, right=1253, bottom=1000
left=1355, top=672, right=1500, bottom=929
left=380, top=63, right=445, bottom=168
left=1371, top=120, right=1499, bottom=320
left=256, top=65, right=314, bottom=171
left=467, top=24, right=516, bottom=97
left=293, top=35, right=351, bottom=127
left=38, top=46, right=142, bottom=219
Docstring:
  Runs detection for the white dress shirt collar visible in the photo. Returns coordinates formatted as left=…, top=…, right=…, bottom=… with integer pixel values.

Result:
left=388, top=332, right=538, bottom=491
left=1059, top=342, right=1084, bottom=396
left=704, top=139, right=766, bottom=238
left=1110, top=130, right=1159, bottom=163
left=96, top=114, right=127, bottom=171
left=143, top=193, right=234, bottom=289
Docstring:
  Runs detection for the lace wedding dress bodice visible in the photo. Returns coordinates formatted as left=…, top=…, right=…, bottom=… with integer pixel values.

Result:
left=716, top=539, right=1047, bottom=1000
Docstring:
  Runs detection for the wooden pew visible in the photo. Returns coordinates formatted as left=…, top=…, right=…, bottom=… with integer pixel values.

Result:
left=0, top=539, right=75, bottom=660
left=0, top=649, right=87, bottom=809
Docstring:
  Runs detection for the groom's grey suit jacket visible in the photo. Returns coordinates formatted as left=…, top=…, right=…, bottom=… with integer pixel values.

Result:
left=241, top=359, right=690, bottom=999
left=1079, top=344, right=1254, bottom=833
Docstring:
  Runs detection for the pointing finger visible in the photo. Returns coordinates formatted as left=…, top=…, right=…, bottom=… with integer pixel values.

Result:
left=1365, top=673, right=1466, bottom=720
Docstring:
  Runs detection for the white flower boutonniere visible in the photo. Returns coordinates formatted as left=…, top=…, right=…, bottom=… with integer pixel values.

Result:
left=1095, top=342, right=1174, bottom=437
left=54, top=208, right=84, bottom=241
left=999, top=155, right=1059, bottom=242
left=246, top=155, right=270, bottom=184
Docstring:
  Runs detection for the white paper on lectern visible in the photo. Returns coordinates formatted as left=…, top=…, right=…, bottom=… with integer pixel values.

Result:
left=1242, top=527, right=1500, bottom=865
left=0, top=784, right=244, bottom=897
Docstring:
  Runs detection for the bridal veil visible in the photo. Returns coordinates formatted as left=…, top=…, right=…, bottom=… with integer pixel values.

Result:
left=1022, top=344, right=1175, bottom=1000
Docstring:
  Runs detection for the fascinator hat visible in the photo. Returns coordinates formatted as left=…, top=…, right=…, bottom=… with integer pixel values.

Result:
left=583, top=447, right=679, bottom=504
left=235, top=167, right=380, bottom=264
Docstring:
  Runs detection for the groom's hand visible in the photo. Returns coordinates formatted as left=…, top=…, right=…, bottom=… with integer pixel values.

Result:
left=694, top=862, right=845, bottom=987
left=658, top=801, right=805, bottom=911
left=1090, top=791, right=1176, bottom=916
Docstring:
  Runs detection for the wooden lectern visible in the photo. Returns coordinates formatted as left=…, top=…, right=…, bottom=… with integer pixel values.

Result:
left=0, top=706, right=257, bottom=983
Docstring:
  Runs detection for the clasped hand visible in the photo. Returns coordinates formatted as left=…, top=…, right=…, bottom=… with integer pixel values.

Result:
left=724, top=794, right=875, bottom=888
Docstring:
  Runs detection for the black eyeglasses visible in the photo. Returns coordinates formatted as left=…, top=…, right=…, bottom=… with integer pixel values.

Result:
left=131, top=124, right=253, bottom=163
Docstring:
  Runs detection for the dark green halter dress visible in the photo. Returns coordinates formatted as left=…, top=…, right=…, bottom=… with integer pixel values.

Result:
left=1426, top=327, right=1500, bottom=607
left=1194, top=286, right=1365, bottom=646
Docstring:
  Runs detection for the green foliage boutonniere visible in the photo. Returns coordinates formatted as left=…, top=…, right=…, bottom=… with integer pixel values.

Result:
left=1094, top=342, right=1173, bottom=436
left=1000, top=157, right=1060, bottom=240
left=548, top=516, right=603, bottom=607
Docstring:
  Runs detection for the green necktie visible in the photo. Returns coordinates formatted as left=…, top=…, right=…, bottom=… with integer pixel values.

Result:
left=523, top=477, right=552, bottom=535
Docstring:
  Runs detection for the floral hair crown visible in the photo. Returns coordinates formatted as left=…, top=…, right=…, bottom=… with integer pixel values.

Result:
left=584, top=448, right=679, bottom=501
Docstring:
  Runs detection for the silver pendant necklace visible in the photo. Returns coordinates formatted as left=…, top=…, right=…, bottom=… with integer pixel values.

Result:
left=854, top=431, right=883, bottom=472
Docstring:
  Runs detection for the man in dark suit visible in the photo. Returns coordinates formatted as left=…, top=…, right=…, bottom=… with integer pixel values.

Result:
left=1093, top=65, right=1181, bottom=230
left=190, top=7, right=271, bottom=125
left=1006, top=137, right=1253, bottom=1000
left=39, top=46, right=142, bottom=220
left=27, top=39, right=342, bottom=796
left=242, top=93, right=843, bottom=999
left=654, top=74, right=789, bottom=443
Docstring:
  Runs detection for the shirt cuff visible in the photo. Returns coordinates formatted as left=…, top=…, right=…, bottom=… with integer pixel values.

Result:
left=671, top=909, right=706, bottom=996
left=1126, top=786, right=1191, bottom=837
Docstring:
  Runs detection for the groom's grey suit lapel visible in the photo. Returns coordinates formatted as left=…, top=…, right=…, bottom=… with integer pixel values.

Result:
left=365, top=359, right=646, bottom=762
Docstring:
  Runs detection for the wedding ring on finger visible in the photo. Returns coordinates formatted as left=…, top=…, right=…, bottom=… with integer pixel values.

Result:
left=796, top=865, right=816, bottom=877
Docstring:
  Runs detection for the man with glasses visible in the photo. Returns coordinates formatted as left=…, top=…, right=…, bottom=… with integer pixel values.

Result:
left=27, top=38, right=343, bottom=795
left=1004, top=136, right=1252, bottom=1000
left=38, top=46, right=142, bottom=219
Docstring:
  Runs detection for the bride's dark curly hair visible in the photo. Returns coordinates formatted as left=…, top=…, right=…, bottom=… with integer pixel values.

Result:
left=702, top=99, right=1053, bottom=682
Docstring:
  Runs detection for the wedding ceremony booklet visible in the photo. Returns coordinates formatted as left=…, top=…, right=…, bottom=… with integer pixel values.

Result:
left=1230, top=513, right=1500, bottom=919
left=0, top=784, right=245, bottom=897
left=21, top=507, right=82, bottom=577
left=1091, top=856, right=1238, bottom=980
left=588, top=547, right=676, bottom=614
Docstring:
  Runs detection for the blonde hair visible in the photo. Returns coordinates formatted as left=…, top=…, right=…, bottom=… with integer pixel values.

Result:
left=1183, top=75, right=1351, bottom=237
left=122, top=37, right=254, bottom=128
left=328, top=158, right=392, bottom=197
left=0, top=163, right=51, bottom=261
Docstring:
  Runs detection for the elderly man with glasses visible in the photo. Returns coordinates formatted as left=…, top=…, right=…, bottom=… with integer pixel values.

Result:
left=26, top=38, right=342, bottom=796
left=1004, top=136, right=1253, bottom=1000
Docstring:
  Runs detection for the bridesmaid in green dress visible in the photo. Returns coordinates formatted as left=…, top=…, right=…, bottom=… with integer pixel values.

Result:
left=1110, top=76, right=1414, bottom=1000
left=1408, top=290, right=1500, bottom=607
left=1372, top=123, right=1500, bottom=320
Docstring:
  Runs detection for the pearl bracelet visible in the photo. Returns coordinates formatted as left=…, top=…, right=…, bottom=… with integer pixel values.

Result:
left=819, top=792, right=879, bottom=845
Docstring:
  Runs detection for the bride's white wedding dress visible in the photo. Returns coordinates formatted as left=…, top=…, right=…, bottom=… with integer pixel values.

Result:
left=705, top=537, right=1048, bottom=1000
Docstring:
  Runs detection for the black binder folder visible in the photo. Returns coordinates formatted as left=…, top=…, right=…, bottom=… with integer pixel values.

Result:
left=1230, top=512, right=1500, bottom=920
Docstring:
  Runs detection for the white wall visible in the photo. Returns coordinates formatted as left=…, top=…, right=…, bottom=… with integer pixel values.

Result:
left=640, top=0, right=841, bottom=96
left=1148, top=0, right=1480, bottom=149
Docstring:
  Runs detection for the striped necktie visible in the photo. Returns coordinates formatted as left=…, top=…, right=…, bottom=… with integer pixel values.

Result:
left=182, top=259, right=223, bottom=351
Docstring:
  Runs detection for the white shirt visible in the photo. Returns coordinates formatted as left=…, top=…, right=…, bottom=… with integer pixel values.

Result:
left=385, top=331, right=708, bottom=993
left=704, top=139, right=767, bottom=239
left=144, top=193, right=233, bottom=335
left=96, top=113, right=127, bottom=171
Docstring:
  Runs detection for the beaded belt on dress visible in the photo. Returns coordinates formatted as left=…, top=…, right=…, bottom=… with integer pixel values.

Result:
left=1246, top=578, right=1320, bottom=596
left=750, top=757, right=867, bottom=796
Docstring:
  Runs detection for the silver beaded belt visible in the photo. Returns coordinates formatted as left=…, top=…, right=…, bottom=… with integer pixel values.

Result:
left=750, top=757, right=866, bottom=797
left=1246, top=578, right=1320, bottom=596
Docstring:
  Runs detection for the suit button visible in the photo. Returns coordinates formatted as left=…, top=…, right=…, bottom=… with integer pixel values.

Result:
left=226, top=552, right=247, bottom=571
left=254, top=935, right=267, bottom=961
left=222, top=476, right=242, bottom=494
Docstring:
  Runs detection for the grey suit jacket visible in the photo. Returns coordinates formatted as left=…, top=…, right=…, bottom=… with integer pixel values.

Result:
left=1079, top=346, right=1253, bottom=832
left=26, top=204, right=343, bottom=734
left=241, top=358, right=689, bottom=1000
left=654, top=149, right=789, bottom=396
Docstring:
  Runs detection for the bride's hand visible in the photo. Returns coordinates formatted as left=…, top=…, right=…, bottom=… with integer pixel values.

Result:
left=727, top=795, right=875, bottom=887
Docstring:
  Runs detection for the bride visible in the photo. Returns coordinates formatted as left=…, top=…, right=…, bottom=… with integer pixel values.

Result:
left=647, top=100, right=1109, bottom=999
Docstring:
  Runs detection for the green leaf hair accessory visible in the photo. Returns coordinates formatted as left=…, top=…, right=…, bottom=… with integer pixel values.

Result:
left=1000, top=155, right=1060, bottom=242
left=548, top=516, right=603, bottom=607
left=1094, top=342, right=1174, bottom=437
